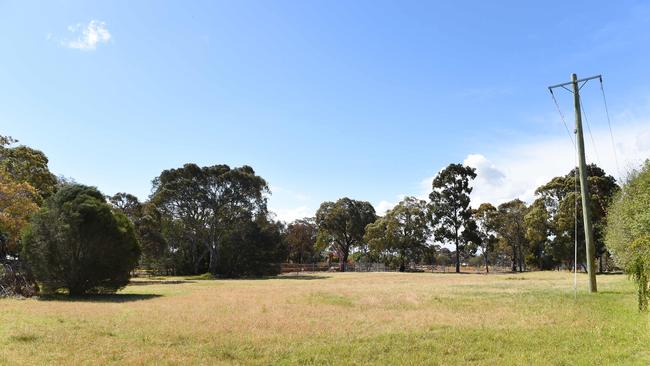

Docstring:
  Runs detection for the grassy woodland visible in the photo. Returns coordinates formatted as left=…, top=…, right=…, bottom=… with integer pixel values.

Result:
left=1, top=272, right=648, bottom=365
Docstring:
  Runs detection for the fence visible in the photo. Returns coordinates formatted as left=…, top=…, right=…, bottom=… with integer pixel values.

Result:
left=280, top=262, right=513, bottom=274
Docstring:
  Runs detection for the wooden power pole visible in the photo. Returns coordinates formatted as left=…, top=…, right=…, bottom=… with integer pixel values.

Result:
left=548, top=73, right=599, bottom=293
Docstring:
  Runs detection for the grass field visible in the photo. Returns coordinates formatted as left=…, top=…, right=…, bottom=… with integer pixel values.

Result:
left=1, top=271, right=649, bottom=365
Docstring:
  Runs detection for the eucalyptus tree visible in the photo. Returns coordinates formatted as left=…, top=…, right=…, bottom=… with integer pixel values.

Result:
left=534, top=164, right=618, bottom=270
left=0, top=135, right=56, bottom=258
left=495, top=199, right=528, bottom=272
left=0, top=171, right=39, bottom=258
left=315, top=198, right=376, bottom=271
left=109, top=193, right=168, bottom=272
left=429, top=163, right=477, bottom=273
left=365, top=196, right=431, bottom=272
left=0, top=135, right=57, bottom=199
left=285, top=218, right=319, bottom=264
left=151, top=163, right=268, bottom=274
left=525, top=198, right=551, bottom=269
left=109, top=192, right=143, bottom=221
left=473, top=203, right=498, bottom=273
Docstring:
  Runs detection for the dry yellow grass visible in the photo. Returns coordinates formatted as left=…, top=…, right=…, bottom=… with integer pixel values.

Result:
left=1, top=271, right=648, bottom=365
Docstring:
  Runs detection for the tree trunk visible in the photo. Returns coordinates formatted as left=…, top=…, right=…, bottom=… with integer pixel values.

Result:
left=511, top=246, right=517, bottom=272
left=598, top=255, right=603, bottom=273
left=339, top=250, right=348, bottom=272
left=455, top=239, right=460, bottom=273
left=208, top=244, right=218, bottom=274
left=484, top=250, right=489, bottom=274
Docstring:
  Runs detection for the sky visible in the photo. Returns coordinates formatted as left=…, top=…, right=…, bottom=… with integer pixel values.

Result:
left=1, top=1, right=650, bottom=222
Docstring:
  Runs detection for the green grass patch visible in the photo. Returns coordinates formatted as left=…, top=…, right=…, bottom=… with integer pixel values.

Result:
left=0, top=272, right=648, bottom=365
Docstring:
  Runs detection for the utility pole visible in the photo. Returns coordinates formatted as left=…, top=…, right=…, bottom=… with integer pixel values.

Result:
left=548, top=73, right=599, bottom=293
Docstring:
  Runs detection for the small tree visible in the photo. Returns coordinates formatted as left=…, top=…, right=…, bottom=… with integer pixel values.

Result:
left=606, top=161, right=650, bottom=311
left=22, top=184, right=140, bottom=295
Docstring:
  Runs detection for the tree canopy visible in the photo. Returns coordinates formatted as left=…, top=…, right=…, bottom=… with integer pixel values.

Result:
left=0, top=136, right=57, bottom=199
left=315, top=198, right=376, bottom=271
left=494, top=199, right=528, bottom=272
left=534, top=164, right=618, bottom=270
left=150, top=163, right=273, bottom=275
left=365, top=196, right=430, bottom=272
left=285, top=218, right=320, bottom=264
left=429, top=163, right=477, bottom=273
left=0, top=171, right=39, bottom=258
left=473, top=203, right=498, bottom=273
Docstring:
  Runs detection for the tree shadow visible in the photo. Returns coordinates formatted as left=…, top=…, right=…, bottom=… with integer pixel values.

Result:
left=276, top=275, right=331, bottom=280
left=128, top=280, right=196, bottom=286
left=37, top=293, right=162, bottom=303
left=233, top=274, right=331, bottom=281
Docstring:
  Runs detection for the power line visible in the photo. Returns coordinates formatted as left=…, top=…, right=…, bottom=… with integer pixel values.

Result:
left=549, top=89, right=576, bottom=148
left=579, top=98, right=601, bottom=167
left=599, top=77, right=622, bottom=181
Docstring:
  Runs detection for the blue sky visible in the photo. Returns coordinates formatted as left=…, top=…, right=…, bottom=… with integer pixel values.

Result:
left=2, top=1, right=650, bottom=221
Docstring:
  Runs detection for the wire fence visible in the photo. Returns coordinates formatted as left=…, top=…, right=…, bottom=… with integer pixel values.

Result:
left=280, top=262, right=514, bottom=274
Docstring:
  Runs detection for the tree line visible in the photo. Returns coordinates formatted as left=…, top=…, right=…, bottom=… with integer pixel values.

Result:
left=297, top=162, right=618, bottom=274
left=0, top=134, right=629, bottom=296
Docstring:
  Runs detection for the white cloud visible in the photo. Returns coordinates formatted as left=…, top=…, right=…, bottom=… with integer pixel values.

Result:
left=462, top=118, right=650, bottom=207
left=61, top=20, right=111, bottom=50
left=265, top=108, right=650, bottom=221
left=375, top=200, right=396, bottom=215
left=267, top=185, right=313, bottom=223
left=464, top=154, right=506, bottom=185
left=270, top=206, right=310, bottom=223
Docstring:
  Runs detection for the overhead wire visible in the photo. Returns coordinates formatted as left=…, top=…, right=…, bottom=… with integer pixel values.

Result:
left=579, top=98, right=601, bottom=167
left=549, top=89, right=576, bottom=148
left=599, top=77, right=622, bottom=181
left=549, top=75, right=618, bottom=298
left=548, top=83, right=581, bottom=300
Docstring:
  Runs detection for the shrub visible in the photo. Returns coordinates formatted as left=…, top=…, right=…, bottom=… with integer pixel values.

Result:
left=606, top=161, right=650, bottom=310
left=22, top=184, right=140, bottom=295
left=0, top=261, right=38, bottom=298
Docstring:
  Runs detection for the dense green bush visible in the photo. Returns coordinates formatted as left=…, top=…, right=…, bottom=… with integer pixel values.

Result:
left=606, top=161, right=650, bottom=310
left=22, top=184, right=140, bottom=295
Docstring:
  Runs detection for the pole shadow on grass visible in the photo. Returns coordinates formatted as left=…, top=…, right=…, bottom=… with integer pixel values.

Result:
left=37, top=293, right=162, bottom=303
